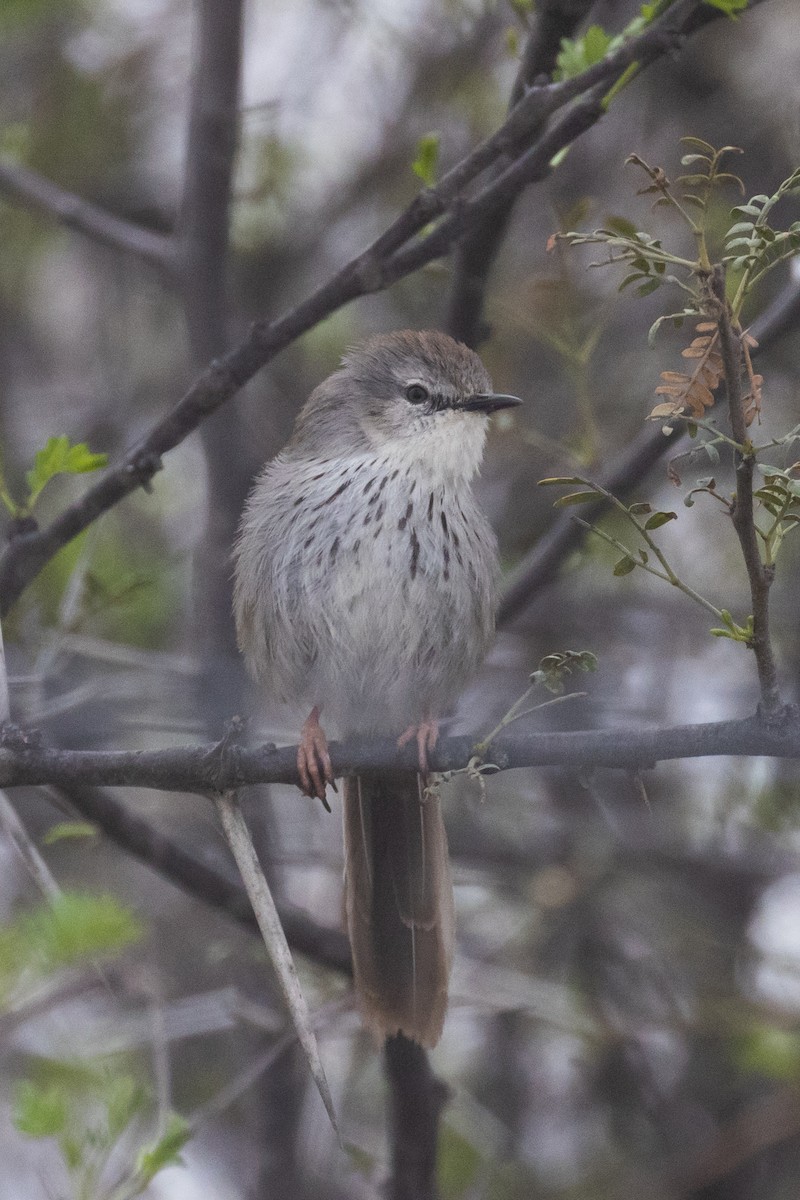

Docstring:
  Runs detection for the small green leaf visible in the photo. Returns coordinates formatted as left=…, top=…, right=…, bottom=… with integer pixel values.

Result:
left=613, top=555, right=636, bottom=576
left=14, top=1081, right=68, bottom=1137
left=553, top=491, right=598, bottom=507
left=411, top=133, right=440, bottom=187
left=136, top=1112, right=191, bottom=1183
left=25, top=436, right=108, bottom=510
left=701, top=0, right=749, bottom=22
left=438, top=1124, right=482, bottom=1199
left=644, top=510, right=677, bottom=529
left=628, top=502, right=652, bottom=515
left=538, top=476, right=588, bottom=486
left=42, top=822, right=97, bottom=846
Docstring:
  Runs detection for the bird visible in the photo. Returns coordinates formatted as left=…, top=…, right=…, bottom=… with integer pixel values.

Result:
left=233, top=329, right=520, bottom=1047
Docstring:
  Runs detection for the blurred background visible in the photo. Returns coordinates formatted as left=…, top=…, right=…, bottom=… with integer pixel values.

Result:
left=0, top=0, right=800, bottom=1196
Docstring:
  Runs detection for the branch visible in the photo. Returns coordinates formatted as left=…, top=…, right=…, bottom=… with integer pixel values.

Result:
left=0, top=159, right=174, bottom=271
left=712, top=265, right=782, bottom=717
left=447, top=0, right=594, bottom=346
left=497, top=251, right=797, bottom=628
left=54, top=781, right=353, bottom=975
left=0, top=0, right=757, bottom=616
left=1, top=712, right=799, bottom=793
left=213, top=789, right=339, bottom=1137
left=385, top=1034, right=449, bottom=1200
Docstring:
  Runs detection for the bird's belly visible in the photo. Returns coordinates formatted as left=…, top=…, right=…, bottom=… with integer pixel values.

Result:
left=299, top=529, right=491, bottom=736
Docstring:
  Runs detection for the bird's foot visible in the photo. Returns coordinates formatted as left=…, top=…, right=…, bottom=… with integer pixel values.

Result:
left=298, top=706, right=335, bottom=810
left=397, top=717, right=440, bottom=775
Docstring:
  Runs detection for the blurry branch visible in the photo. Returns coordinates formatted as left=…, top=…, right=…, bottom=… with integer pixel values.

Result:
left=447, top=0, right=594, bottom=346
left=2, top=711, right=799, bottom=791
left=53, top=781, right=353, bottom=974
left=497, top=263, right=796, bottom=627
left=0, top=0, right=765, bottom=616
left=385, top=1034, right=449, bottom=1200
left=178, top=0, right=242, bottom=361
left=712, top=265, right=782, bottom=716
left=675, top=1087, right=800, bottom=1194
left=0, top=159, right=174, bottom=271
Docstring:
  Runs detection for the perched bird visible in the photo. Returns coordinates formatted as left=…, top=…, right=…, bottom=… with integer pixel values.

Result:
left=233, top=329, right=520, bottom=1046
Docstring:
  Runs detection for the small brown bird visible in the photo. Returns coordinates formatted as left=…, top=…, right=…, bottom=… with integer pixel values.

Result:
left=233, top=330, right=520, bottom=1046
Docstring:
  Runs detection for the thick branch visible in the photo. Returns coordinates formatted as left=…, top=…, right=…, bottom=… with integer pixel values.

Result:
left=0, top=0, right=755, bottom=616
left=712, top=265, right=782, bottom=717
left=1, top=712, right=799, bottom=793
left=0, top=159, right=174, bottom=271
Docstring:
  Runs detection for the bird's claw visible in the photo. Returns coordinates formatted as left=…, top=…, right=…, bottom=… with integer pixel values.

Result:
left=298, top=707, right=335, bottom=811
left=397, top=718, right=440, bottom=775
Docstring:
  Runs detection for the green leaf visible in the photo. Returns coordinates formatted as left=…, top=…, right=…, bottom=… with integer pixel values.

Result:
left=538, top=476, right=588, bottom=486
left=136, top=1112, right=191, bottom=1183
left=555, top=25, right=613, bottom=79
left=735, top=1026, right=800, bottom=1081
left=438, top=1124, right=482, bottom=1199
left=702, top=0, right=749, bottom=21
left=644, top=510, right=677, bottom=529
left=42, top=822, right=97, bottom=846
left=553, top=491, right=598, bottom=507
left=411, top=133, right=440, bottom=187
left=14, top=1080, right=68, bottom=1137
left=628, top=502, right=652, bottom=515
left=613, top=555, right=636, bottom=576
left=25, top=436, right=108, bottom=509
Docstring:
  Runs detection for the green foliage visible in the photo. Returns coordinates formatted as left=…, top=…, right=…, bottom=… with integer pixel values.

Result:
left=0, top=891, right=142, bottom=1004
left=13, top=1059, right=190, bottom=1200
left=42, top=821, right=98, bottom=845
left=553, top=143, right=800, bottom=334
left=0, top=435, right=107, bottom=519
left=135, top=1113, right=192, bottom=1186
left=735, top=1025, right=800, bottom=1080
left=438, top=1124, right=482, bottom=1198
left=555, top=25, right=613, bottom=80
left=725, top=167, right=800, bottom=308
left=411, top=132, right=441, bottom=188
left=709, top=609, right=754, bottom=643
left=532, top=649, right=598, bottom=694
left=703, top=0, right=749, bottom=15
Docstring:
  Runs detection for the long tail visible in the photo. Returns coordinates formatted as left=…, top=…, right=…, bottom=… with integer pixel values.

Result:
left=343, top=773, right=455, bottom=1048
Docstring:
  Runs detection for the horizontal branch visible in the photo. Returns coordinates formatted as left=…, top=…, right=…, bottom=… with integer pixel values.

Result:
left=1, top=710, right=798, bottom=793
left=0, top=160, right=174, bottom=270
left=0, top=0, right=754, bottom=616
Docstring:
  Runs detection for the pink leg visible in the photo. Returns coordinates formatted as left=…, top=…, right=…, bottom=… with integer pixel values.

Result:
left=298, top=706, right=334, bottom=804
left=397, top=717, right=440, bottom=775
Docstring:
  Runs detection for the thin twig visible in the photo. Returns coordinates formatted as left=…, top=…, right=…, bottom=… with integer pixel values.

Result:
left=212, top=789, right=340, bottom=1138
left=711, top=265, right=783, bottom=718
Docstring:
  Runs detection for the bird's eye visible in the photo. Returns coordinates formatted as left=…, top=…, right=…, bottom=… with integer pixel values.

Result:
left=405, top=384, right=429, bottom=405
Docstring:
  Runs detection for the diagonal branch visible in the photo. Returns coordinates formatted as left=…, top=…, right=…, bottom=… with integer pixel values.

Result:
left=0, top=159, right=174, bottom=271
left=0, top=0, right=762, bottom=617
left=447, top=0, right=594, bottom=347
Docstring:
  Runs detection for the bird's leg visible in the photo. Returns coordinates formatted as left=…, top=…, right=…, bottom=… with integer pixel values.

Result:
left=298, top=705, right=335, bottom=807
left=397, top=717, right=440, bottom=775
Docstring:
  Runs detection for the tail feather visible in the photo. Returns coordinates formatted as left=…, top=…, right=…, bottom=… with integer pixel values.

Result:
left=343, top=773, right=454, bottom=1047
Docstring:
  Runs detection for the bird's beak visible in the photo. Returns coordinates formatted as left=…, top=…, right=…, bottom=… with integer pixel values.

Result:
left=460, top=392, right=523, bottom=414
